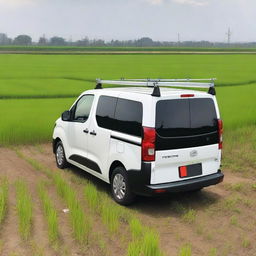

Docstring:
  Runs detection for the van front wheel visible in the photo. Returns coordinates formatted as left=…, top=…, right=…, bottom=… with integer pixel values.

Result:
left=55, top=141, right=68, bottom=169
left=111, top=167, right=135, bottom=205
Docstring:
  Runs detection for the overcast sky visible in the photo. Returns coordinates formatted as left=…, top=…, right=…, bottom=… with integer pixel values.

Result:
left=0, top=0, right=255, bottom=42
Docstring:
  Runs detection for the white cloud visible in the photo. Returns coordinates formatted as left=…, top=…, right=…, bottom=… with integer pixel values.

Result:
left=0, top=0, right=34, bottom=7
left=145, top=0, right=209, bottom=5
left=173, top=0, right=209, bottom=6
left=145, top=0, right=164, bottom=5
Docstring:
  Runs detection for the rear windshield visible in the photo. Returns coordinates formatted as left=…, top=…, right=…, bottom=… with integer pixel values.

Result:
left=156, top=98, right=218, bottom=137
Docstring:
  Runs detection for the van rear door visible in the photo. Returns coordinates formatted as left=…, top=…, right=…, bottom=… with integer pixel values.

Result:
left=152, top=97, right=221, bottom=185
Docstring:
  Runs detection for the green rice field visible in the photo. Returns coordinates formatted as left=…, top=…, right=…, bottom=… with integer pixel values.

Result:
left=0, top=54, right=255, bottom=145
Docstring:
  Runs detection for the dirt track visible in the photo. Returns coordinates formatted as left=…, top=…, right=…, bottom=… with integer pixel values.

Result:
left=0, top=144, right=255, bottom=255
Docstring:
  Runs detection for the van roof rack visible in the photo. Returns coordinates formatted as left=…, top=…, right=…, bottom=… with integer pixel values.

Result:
left=95, top=78, right=216, bottom=97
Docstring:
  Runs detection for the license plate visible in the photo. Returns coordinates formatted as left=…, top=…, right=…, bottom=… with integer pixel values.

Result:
left=179, top=163, right=202, bottom=178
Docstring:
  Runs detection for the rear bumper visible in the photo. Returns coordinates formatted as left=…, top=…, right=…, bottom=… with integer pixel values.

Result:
left=127, top=164, right=224, bottom=196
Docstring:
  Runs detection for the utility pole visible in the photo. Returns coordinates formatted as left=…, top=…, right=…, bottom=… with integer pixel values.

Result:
left=226, top=28, right=232, bottom=44
left=177, top=33, right=180, bottom=46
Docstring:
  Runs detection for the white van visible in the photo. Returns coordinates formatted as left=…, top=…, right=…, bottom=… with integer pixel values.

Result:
left=53, top=79, right=224, bottom=205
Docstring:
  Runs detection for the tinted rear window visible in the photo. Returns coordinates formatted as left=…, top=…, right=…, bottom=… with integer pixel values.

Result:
left=156, top=98, right=217, bottom=137
left=115, top=98, right=143, bottom=137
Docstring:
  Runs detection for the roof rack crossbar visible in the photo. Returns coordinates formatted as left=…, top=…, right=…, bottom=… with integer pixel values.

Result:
left=119, top=78, right=216, bottom=82
left=95, top=78, right=216, bottom=96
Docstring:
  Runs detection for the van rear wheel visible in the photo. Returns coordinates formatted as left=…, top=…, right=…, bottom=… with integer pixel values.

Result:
left=111, top=167, right=135, bottom=205
left=55, top=141, right=68, bottom=169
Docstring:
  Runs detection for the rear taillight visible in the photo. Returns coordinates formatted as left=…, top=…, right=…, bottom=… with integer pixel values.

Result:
left=142, top=127, right=156, bottom=161
left=218, top=119, right=223, bottom=149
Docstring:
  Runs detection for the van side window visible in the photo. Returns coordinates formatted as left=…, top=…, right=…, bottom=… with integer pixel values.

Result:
left=73, top=95, right=94, bottom=122
left=96, top=96, right=117, bottom=130
left=115, top=98, right=143, bottom=137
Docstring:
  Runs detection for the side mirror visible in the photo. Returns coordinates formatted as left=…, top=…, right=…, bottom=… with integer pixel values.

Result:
left=61, top=110, right=71, bottom=121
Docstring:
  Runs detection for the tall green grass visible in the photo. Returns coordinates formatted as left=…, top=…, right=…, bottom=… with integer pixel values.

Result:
left=84, top=183, right=121, bottom=233
left=217, top=84, right=256, bottom=130
left=53, top=173, right=91, bottom=245
left=100, top=200, right=121, bottom=233
left=1, top=54, right=256, bottom=96
left=0, top=98, right=74, bottom=145
left=38, top=182, right=59, bottom=246
left=1, top=83, right=255, bottom=146
left=0, top=54, right=255, bottom=145
left=127, top=218, right=163, bottom=256
left=178, top=244, right=192, bottom=256
left=15, top=180, right=33, bottom=240
left=0, top=179, right=8, bottom=225
left=0, top=78, right=88, bottom=99
left=84, top=183, right=100, bottom=212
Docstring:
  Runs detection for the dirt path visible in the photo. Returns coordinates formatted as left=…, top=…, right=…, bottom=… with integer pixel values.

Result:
left=0, top=148, right=85, bottom=256
left=1, top=144, right=256, bottom=256
left=0, top=148, right=55, bottom=255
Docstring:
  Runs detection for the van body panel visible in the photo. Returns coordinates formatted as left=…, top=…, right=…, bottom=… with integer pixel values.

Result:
left=152, top=144, right=220, bottom=184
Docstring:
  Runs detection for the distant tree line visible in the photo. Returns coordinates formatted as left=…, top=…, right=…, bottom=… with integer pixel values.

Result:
left=0, top=33, right=256, bottom=48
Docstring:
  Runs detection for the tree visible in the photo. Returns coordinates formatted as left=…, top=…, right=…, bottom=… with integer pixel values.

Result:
left=136, top=37, right=154, bottom=47
left=50, top=36, right=66, bottom=46
left=0, top=33, right=12, bottom=45
left=76, top=37, right=89, bottom=46
left=38, top=36, right=47, bottom=45
left=91, top=39, right=105, bottom=46
left=13, top=35, right=32, bottom=45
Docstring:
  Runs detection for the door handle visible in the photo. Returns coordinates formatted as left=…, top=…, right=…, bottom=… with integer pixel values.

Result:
left=83, top=129, right=89, bottom=134
left=90, top=130, right=97, bottom=136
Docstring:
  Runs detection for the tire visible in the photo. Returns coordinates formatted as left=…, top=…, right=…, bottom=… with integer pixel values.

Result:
left=55, top=141, right=68, bottom=169
left=190, top=188, right=203, bottom=193
left=111, top=166, right=135, bottom=205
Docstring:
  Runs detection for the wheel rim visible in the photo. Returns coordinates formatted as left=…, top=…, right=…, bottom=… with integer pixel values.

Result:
left=113, top=173, right=126, bottom=200
left=56, top=145, right=64, bottom=166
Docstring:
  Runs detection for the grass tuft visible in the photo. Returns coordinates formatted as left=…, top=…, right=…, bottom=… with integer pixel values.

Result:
left=182, top=209, right=196, bottom=224
left=127, top=217, right=163, bottom=256
left=127, top=241, right=141, bottom=256
left=84, top=183, right=100, bottom=212
left=129, top=218, right=144, bottom=240
left=242, top=238, right=251, bottom=248
left=178, top=244, right=192, bottom=256
left=101, top=200, right=120, bottom=233
left=230, top=215, right=238, bottom=226
left=140, top=230, right=163, bottom=256
left=0, top=178, right=8, bottom=225
left=53, top=173, right=91, bottom=245
left=15, top=180, right=33, bottom=241
left=208, top=248, right=217, bottom=256
left=38, top=182, right=59, bottom=246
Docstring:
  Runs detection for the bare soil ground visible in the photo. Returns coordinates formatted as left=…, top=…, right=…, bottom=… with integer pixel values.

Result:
left=0, top=144, right=256, bottom=256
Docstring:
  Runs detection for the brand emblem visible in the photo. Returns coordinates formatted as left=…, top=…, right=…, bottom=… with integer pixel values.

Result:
left=190, top=150, right=198, bottom=157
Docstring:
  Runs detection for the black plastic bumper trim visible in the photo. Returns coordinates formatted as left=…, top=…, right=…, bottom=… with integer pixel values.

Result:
left=147, top=171, right=224, bottom=194
left=127, top=166, right=224, bottom=196
left=69, top=154, right=102, bottom=174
